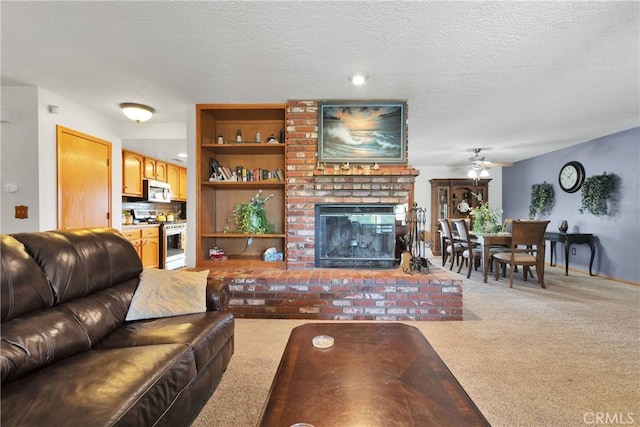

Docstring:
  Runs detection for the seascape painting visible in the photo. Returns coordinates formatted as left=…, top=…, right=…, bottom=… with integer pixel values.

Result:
left=318, top=101, right=407, bottom=164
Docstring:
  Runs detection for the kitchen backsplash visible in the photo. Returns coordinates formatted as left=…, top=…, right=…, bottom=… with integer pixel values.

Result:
left=122, top=201, right=186, bottom=219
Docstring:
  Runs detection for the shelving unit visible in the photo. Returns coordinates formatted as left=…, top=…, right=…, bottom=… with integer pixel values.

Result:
left=429, top=178, right=491, bottom=255
left=196, top=104, right=286, bottom=268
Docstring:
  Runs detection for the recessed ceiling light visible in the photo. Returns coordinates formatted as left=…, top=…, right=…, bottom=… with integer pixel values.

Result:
left=349, top=73, right=369, bottom=86
left=177, top=153, right=188, bottom=158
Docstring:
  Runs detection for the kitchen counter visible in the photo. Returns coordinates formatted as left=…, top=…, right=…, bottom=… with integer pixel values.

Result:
left=122, top=223, right=161, bottom=229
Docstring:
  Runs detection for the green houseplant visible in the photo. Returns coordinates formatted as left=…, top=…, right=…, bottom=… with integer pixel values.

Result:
left=225, top=190, right=275, bottom=234
left=580, top=172, right=615, bottom=216
left=529, top=182, right=554, bottom=219
left=470, top=193, right=504, bottom=233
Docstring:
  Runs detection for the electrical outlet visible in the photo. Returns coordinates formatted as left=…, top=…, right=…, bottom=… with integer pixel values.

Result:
left=571, top=248, right=576, bottom=256
left=247, top=237, right=253, bottom=246
left=15, top=205, right=28, bottom=219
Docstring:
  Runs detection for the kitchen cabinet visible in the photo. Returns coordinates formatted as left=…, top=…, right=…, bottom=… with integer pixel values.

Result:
left=122, top=226, right=160, bottom=269
left=122, top=150, right=144, bottom=197
left=196, top=103, right=286, bottom=268
left=144, top=157, right=167, bottom=182
left=167, top=163, right=187, bottom=201
left=179, top=167, right=187, bottom=201
left=429, top=178, right=491, bottom=255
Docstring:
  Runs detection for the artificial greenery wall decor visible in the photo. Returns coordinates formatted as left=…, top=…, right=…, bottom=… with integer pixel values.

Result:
left=580, top=172, right=615, bottom=216
left=529, top=182, right=554, bottom=219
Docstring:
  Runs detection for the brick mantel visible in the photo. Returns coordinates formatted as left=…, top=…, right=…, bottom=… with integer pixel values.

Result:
left=285, top=100, right=419, bottom=269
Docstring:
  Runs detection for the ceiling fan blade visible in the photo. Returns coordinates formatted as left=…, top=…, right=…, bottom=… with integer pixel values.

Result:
left=482, top=160, right=513, bottom=167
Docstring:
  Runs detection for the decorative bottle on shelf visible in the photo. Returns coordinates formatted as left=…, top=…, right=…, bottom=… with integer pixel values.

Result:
left=558, top=220, right=568, bottom=233
left=217, top=134, right=224, bottom=144
left=236, top=130, right=243, bottom=143
left=255, top=131, right=262, bottom=143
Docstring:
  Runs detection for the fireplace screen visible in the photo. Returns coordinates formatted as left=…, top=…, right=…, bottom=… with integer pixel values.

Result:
left=315, top=204, right=396, bottom=269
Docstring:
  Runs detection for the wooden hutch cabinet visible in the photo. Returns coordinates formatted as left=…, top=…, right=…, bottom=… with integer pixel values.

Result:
left=196, top=104, right=286, bottom=268
left=429, top=178, right=491, bottom=255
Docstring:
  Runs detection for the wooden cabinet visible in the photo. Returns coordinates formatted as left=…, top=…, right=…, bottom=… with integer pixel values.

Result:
left=124, top=149, right=184, bottom=199
left=179, top=167, right=187, bottom=201
left=196, top=104, right=286, bottom=268
left=167, top=163, right=187, bottom=201
left=122, top=226, right=160, bottom=269
left=144, top=158, right=167, bottom=182
left=122, top=150, right=144, bottom=197
left=429, top=178, right=491, bottom=255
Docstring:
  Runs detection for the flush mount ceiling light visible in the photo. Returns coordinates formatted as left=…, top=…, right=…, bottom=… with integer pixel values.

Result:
left=348, top=73, right=369, bottom=86
left=119, top=103, right=155, bottom=123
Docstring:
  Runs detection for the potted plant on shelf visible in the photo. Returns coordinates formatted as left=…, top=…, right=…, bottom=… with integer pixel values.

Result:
left=529, top=182, right=554, bottom=219
left=580, top=172, right=616, bottom=216
left=225, top=190, right=275, bottom=234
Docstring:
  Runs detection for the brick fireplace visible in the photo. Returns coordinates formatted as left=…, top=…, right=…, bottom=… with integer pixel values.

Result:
left=224, top=100, right=464, bottom=321
left=285, top=100, right=419, bottom=269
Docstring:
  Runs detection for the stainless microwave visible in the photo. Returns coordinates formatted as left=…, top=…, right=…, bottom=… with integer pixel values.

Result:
left=143, top=179, right=171, bottom=203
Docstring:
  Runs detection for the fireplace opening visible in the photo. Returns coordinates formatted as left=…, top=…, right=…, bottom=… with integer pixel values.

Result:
left=315, top=204, right=397, bottom=269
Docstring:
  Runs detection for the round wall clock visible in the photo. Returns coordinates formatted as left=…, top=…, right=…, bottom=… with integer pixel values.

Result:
left=558, top=161, right=585, bottom=193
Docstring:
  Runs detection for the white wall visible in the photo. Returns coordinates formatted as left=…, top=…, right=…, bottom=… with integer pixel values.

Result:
left=185, top=105, right=196, bottom=267
left=1, top=85, right=125, bottom=232
left=1, top=86, right=40, bottom=233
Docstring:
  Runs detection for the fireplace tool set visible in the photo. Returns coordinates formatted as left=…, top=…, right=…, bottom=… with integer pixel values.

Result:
left=402, top=204, right=433, bottom=274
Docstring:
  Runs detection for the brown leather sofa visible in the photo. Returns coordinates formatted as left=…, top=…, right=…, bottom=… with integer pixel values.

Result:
left=1, top=228, right=234, bottom=427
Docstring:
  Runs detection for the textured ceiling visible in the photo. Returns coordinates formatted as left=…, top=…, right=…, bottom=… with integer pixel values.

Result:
left=2, top=1, right=638, bottom=166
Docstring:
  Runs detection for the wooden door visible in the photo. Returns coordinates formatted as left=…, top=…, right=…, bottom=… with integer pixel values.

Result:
left=57, top=126, right=112, bottom=229
left=179, top=167, right=187, bottom=200
left=167, top=164, right=180, bottom=198
left=143, top=158, right=156, bottom=180
left=141, top=227, right=159, bottom=268
left=123, top=150, right=143, bottom=196
left=155, top=161, right=167, bottom=182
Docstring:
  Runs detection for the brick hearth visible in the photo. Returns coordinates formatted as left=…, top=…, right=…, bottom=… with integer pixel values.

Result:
left=211, top=266, right=463, bottom=321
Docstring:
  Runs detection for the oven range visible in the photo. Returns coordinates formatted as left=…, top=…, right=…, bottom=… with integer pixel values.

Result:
left=162, top=222, right=187, bottom=270
left=130, top=209, right=186, bottom=270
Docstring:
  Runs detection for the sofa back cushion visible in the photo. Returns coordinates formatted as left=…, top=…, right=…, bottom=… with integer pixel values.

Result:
left=1, top=228, right=143, bottom=383
left=11, top=228, right=142, bottom=304
left=1, top=235, right=54, bottom=321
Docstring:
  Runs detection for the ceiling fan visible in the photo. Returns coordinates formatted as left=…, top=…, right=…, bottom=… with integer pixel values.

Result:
left=449, top=148, right=513, bottom=180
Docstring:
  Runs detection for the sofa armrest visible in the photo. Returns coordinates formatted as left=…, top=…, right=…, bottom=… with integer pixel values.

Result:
left=206, top=276, right=230, bottom=311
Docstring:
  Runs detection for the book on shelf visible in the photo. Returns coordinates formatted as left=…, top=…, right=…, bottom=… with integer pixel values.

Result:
left=209, top=165, right=284, bottom=182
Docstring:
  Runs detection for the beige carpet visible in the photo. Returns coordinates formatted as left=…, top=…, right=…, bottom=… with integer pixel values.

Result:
left=193, top=262, right=640, bottom=426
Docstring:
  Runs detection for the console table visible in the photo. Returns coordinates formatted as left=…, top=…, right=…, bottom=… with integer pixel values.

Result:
left=544, top=232, right=595, bottom=276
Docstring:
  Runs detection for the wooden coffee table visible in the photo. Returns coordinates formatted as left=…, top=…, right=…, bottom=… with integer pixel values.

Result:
left=258, top=323, right=490, bottom=426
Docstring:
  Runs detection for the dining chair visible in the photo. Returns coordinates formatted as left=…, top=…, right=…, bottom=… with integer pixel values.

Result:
left=492, top=220, right=550, bottom=288
left=439, top=219, right=462, bottom=270
left=452, top=219, right=485, bottom=278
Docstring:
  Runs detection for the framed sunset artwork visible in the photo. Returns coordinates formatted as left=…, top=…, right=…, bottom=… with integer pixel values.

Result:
left=317, top=100, right=407, bottom=164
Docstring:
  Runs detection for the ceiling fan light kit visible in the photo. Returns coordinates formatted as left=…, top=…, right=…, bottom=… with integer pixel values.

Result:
left=467, top=148, right=491, bottom=180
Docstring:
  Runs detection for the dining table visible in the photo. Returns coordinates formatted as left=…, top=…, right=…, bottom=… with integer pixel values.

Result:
left=471, top=232, right=512, bottom=283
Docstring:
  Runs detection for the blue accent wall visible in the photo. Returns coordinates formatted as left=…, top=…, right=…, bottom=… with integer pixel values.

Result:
left=503, top=127, right=640, bottom=283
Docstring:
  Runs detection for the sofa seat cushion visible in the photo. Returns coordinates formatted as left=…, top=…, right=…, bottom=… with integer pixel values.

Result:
left=1, top=343, right=196, bottom=427
left=96, top=311, right=234, bottom=371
